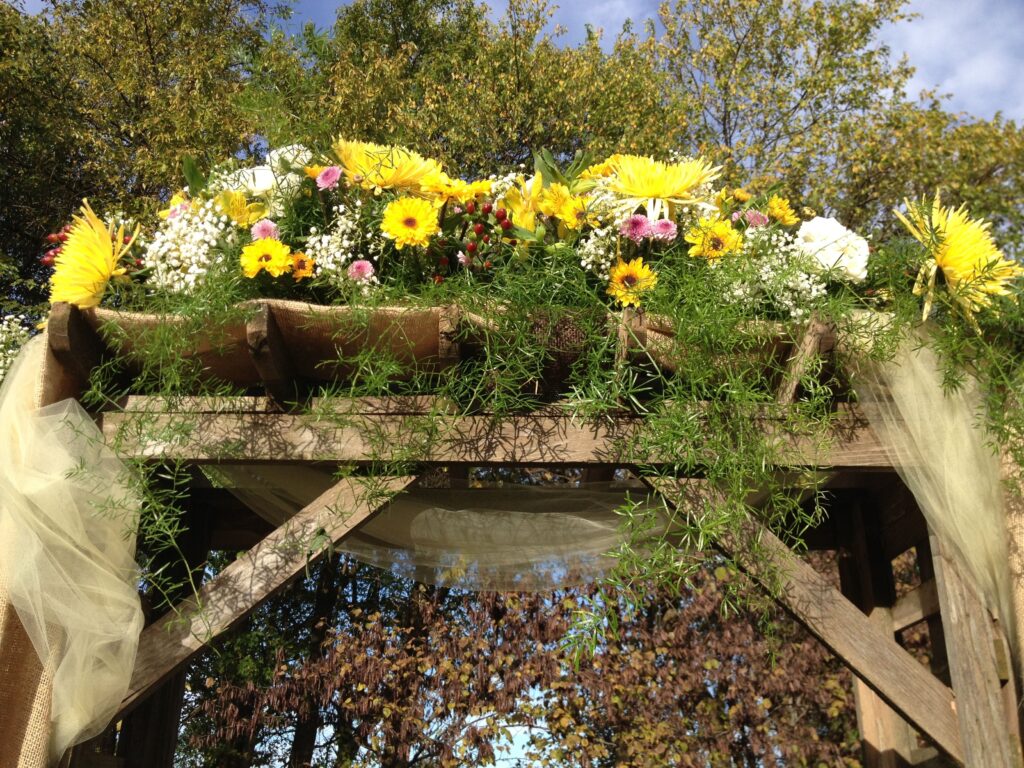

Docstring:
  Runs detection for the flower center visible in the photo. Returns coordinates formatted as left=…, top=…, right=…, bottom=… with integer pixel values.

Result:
left=710, top=237, right=724, bottom=251
left=259, top=253, right=272, bottom=263
left=403, top=217, right=418, bottom=228
left=623, top=274, right=638, bottom=287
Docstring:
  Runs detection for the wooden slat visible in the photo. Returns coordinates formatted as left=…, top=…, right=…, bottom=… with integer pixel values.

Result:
left=101, top=403, right=894, bottom=469
left=646, top=478, right=964, bottom=764
left=246, top=303, right=297, bottom=408
left=929, top=532, right=1023, bottom=767
left=892, top=579, right=940, bottom=633
left=48, top=302, right=105, bottom=388
left=776, top=316, right=831, bottom=405
left=116, top=475, right=416, bottom=718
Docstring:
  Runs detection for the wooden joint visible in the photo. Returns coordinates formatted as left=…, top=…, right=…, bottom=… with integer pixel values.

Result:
left=892, top=579, right=940, bottom=633
left=246, top=303, right=297, bottom=410
left=47, top=302, right=105, bottom=390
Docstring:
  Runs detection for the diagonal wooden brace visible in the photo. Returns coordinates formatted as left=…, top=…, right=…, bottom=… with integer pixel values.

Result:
left=116, top=474, right=416, bottom=720
left=644, top=477, right=965, bottom=765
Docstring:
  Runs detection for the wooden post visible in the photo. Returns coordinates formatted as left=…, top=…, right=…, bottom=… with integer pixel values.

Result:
left=929, top=531, right=1023, bottom=768
left=834, top=495, right=916, bottom=767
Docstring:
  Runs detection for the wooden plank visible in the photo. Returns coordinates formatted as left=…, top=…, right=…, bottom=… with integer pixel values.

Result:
left=776, top=316, right=831, bottom=405
left=48, top=302, right=105, bottom=389
left=892, top=579, right=940, bottom=633
left=101, top=403, right=895, bottom=469
left=115, top=475, right=415, bottom=719
left=246, top=303, right=297, bottom=408
left=929, top=532, right=1023, bottom=768
left=646, top=478, right=964, bottom=764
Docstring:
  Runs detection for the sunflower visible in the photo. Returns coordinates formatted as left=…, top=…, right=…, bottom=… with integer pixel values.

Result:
left=332, top=139, right=442, bottom=194
left=766, top=195, right=799, bottom=226
left=381, top=197, right=441, bottom=249
left=50, top=200, right=136, bottom=309
left=292, top=252, right=315, bottom=281
left=684, top=218, right=743, bottom=260
left=606, top=257, right=658, bottom=307
left=240, top=238, right=293, bottom=278
left=603, top=154, right=720, bottom=219
left=895, top=192, right=1024, bottom=317
left=216, top=190, right=268, bottom=227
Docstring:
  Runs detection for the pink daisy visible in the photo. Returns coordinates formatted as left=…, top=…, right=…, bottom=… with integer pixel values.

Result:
left=250, top=218, right=280, bottom=240
left=316, top=165, right=342, bottom=191
left=732, top=209, right=770, bottom=228
left=650, top=218, right=678, bottom=242
left=620, top=214, right=653, bottom=242
left=347, top=259, right=375, bottom=282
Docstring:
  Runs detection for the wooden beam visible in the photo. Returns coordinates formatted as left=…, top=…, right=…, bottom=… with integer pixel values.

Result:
left=929, top=532, right=1023, bottom=767
left=48, top=302, right=105, bottom=389
left=646, top=478, right=965, bottom=764
left=892, top=579, right=940, bottom=633
left=776, top=316, right=831, bottom=405
left=115, top=475, right=415, bottom=719
left=101, top=401, right=895, bottom=470
left=246, top=303, right=297, bottom=409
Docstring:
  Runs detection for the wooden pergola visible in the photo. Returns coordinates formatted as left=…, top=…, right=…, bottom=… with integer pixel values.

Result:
left=9, top=301, right=1023, bottom=767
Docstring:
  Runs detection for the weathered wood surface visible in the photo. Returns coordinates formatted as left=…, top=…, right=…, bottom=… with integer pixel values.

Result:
left=776, top=316, right=832, bottom=405
left=929, top=532, right=1023, bottom=768
left=891, top=579, right=940, bottom=633
left=647, top=478, right=965, bottom=765
left=246, top=303, right=297, bottom=408
left=101, top=398, right=894, bottom=469
left=115, top=475, right=416, bottom=719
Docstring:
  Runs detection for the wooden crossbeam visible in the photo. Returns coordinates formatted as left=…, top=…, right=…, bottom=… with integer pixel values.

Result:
left=115, top=475, right=416, bottom=719
left=101, top=399, right=894, bottom=470
left=891, top=579, right=940, bottom=633
left=644, top=478, right=965, bottom=765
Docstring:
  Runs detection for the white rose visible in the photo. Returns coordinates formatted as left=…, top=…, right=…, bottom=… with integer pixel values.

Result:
left=221, top=166, right=276, bottom=197
left=266, top=144, right=312, bottom=174
left=795, top=216, right=869, bottom=283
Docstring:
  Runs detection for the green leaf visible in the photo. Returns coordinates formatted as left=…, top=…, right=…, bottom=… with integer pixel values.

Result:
left=182, top=155, right=207, bottom=194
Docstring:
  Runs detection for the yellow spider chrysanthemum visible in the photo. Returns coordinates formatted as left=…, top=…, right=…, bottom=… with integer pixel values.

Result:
left=685, top=218, right=743, bottom=260
left=216, top=190, right=268, bottom=227
left=50, top=200, right=136, bottom=309
left=333, top=139, right=443, bottom=194
left=604, top=154, right=721, bottom=219
left=501, top=173, right=545, bottom=232
left=607, top=257, right=658, bottom=307
left=292, top=252, right=315, bottom=281
left=381, top=197, right=441, bottom=249
left=421, top=171, right=492, bottom=204
left=766, top=195, right=799, bottom=227
left=240, top=238, right=293, bottom=278
left=580, top=154, right=624, bottom=180
left=895, top=192, right=1024, bottom=317
left=538, top=183, right=574, bottom=218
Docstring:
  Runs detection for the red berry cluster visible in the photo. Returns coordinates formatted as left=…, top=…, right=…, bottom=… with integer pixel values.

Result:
left=40, top=224, right=71, bottom=267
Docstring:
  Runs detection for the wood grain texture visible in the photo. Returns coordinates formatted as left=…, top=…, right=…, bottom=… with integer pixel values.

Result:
left=115, top=475, right=416, bottom=719
left=246, top=303, right=297, bottom=409
left=891, top=579, right=940, bottom=633
left=646, top=478, right=964, bottom=765
left=101, top=400, right=894, bottom=469
left=929, top=532, right=1023, bottom=768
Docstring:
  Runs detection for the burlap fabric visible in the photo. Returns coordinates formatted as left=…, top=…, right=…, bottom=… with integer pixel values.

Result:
left=1003, top=450, right=1024, bottom=666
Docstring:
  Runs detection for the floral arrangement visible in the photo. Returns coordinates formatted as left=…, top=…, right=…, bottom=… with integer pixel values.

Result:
left=42, top=139, right=1024, bottom=324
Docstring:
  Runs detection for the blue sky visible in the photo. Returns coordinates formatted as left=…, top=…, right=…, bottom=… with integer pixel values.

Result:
left=20, top=0, right=1024, bottom=119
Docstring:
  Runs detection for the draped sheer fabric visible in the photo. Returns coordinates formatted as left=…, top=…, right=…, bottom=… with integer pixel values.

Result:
left=212, top=465, right=656, bottom=591
left=854, top=328, right=1015, bottom=654
left=0, top=337, right=143, bottom=762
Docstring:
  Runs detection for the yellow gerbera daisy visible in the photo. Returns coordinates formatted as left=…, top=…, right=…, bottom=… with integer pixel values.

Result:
left=381, top=197, right=441, bottom=249
left=895, top=192, right=1024, bottom=316
left=50, top=200, right=136, bottom=309
left=606, top=257, right=658, bottom=307
left=332, top=139, right=442, bottom=194
left=216, top=190, right=268, bottom=227
left=556, top=196, right=600, bottom=231
left=240, top=238, right=292, bottom=278
left=685, top=218, right=743, bottom=260
left=292, top=252, right=315, bottom=281
left=766, top=195, right=799, bottom=226
left=604, top=154, right=721, bottom=219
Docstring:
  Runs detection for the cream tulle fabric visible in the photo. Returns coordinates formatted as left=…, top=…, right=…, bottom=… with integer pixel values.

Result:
left=213, top=465, right=653, bottom=590
left=855, top=329, right=1014, bottom=651
left=0, top=337, right=143, bottom=762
